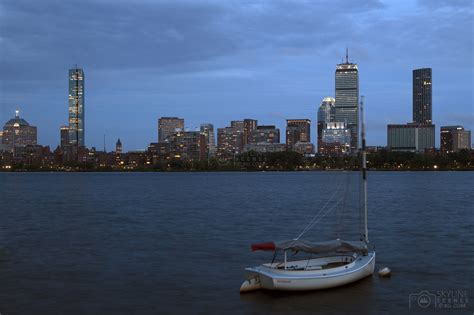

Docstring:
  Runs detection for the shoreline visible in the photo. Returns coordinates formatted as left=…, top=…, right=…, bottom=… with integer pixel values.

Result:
left=1, top=168, right=473, bottom=173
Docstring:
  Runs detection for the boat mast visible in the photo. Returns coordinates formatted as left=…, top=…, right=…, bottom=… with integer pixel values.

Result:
left=360, top=96, right=368, bottom=243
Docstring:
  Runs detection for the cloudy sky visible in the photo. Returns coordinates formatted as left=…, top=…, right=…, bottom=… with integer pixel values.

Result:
left=1, top=0, right=472, bottom=150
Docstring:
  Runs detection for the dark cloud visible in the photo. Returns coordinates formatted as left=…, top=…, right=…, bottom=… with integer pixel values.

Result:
left=0, top=0, right=386, bottom=79
left=0, top=0, right=236, bottom=78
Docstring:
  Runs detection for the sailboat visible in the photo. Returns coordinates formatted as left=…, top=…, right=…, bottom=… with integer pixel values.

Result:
left=240, top=97, right=375, bottom=292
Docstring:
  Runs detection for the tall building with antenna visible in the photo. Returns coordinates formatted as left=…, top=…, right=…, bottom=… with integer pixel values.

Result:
left=334, top=48, right=359, bottom=151
left=68, top=66, right=85, bottom=147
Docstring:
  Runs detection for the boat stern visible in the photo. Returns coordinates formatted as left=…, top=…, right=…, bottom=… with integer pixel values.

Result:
left=240, top=267, right=262, bottom=293
left=240, top=266, right=278, bottom=293
left=240, top=276, right=261, bottom=293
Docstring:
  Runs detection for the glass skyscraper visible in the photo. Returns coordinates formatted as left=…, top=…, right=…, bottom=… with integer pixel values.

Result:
left=200, top=123, right=216, bottom=157
left=335, top=50, right=359, bottom=151
left=68, top=67, right=85, bottom=147
left=413, top=68, right=432, bottom=124
left=317, top=96, right=335, bottom=153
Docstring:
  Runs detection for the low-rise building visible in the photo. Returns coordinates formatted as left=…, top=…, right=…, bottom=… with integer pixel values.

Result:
left=440, top=126, right=471, bottom=153
left=387, top=123, right=435, bottom=152
left=150, top=131, right=206, bottom=162
left=243, top=142, right=286, bottom=153
left=292, top=142, right=314, bottom=155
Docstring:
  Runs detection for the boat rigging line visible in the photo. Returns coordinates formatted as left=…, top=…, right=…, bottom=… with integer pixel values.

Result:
left=296, top=195, right=345, bottom=240
left=294, top=178, right=345, bottom=240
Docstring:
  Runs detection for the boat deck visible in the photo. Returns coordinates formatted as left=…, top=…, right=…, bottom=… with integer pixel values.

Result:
left=321, top=262, right=347, bottom=269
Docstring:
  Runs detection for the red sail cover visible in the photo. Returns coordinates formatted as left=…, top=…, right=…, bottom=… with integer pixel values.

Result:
left=251, top=239, right=368, bottom=254
left=251, top=242, right=276, bottom=251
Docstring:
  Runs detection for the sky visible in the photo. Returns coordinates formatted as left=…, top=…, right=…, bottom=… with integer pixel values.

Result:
left=0, top=0, right=473, bottom=151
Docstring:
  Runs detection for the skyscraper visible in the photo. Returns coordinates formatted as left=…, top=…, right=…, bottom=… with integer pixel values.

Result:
left=413, top=68, right=432, bottom=124
left=60, top=126, right=69, bottom=147
left=317, top=97, right=335, bottom=153
left=243, top=119, right=257, bottom=146
left=68, top=67, right=85, bottom=147
left=217, top=121, right=244, bottom=159
left=158, top=117, right=184, bottom=142
left=2, top=110, right=37, bottom=153
left=386, top=68, right=435, bottom=152
left=286, top=119, right=311, bottom=150
left=335, top=49, right=359, bottom=151
left=231, top=120, right=245, bottom=152
left=200, top=123, right=216, bottom=157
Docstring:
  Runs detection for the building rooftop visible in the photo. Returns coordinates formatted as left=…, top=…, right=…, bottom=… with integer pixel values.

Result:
left=3, top=110, right=31, bottom=128
left=440, top=126, right=464, bottom=131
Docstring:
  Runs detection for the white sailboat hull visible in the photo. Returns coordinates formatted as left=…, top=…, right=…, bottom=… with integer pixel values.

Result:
left=241, top=251, right=375, bottom=292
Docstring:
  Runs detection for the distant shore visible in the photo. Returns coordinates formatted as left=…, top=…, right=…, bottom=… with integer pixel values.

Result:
left=1, top=149, right=472, bottom=172
left=1, top=168, right=473, bottom=173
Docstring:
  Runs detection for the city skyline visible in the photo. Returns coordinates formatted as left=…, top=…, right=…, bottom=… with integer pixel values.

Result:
left=1, top=62, right=472, bottom=153
left=1, top=0, right=473, bottom=151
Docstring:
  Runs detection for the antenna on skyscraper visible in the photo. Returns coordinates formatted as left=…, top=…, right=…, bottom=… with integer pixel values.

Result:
left=346, top=46, right=349, bottom=63
left=103, top=134, right=106, bottom=152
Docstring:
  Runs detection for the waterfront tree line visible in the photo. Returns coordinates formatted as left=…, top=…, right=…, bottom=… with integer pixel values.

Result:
left=1, top=147, right=472, bottom=171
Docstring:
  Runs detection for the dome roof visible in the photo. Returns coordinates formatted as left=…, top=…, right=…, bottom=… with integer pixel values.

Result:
left=4, top=114, right=30, bottom=128
left=322, top=96, right=335, bottom=103
left=4, top=110, right=30, bottom=128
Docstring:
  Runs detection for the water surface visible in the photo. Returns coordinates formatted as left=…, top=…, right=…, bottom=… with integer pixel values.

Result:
left=0, top=172, right=472, bottom=314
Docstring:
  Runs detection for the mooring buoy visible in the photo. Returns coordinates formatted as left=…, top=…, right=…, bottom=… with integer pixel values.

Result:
left=378, top=267, right=391, bottom=277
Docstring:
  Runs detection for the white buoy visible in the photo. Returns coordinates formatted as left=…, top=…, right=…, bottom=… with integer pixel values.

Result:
left=378, top=267, right=391, bottom=277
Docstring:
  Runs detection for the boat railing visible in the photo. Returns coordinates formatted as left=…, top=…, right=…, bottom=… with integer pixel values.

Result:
left=265, top=252, right=358, bottom=270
